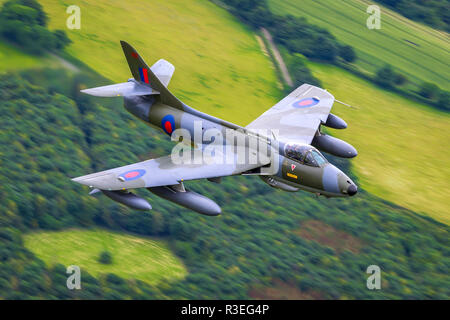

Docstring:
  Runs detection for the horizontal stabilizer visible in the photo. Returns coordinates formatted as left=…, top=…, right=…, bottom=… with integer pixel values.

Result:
left=81, top=80, right=160, bottom=97
left=151, top=59, right=175, bottom=87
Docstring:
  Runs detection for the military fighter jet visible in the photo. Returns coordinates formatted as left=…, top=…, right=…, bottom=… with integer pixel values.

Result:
left=72, top=41, right=358, bottom=216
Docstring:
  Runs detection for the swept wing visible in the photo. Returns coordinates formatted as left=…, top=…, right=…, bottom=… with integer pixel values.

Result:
left=246, top=84, right=334, bottom=144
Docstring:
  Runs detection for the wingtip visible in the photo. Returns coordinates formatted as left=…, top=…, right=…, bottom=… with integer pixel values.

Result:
left=71, top=176, right=82, bottom=183
left=71, top=175, right=91, bottom=185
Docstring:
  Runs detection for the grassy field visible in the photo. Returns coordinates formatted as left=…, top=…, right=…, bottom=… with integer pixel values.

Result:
left=24, top=229, right=187, bottom=285
left=269, top=0, right=450, bottom=90
left=40, top=0, right=280, bottom=125
left=308, top=62, right=450, bottom=225
left=0, top=42, right=41, bottom=71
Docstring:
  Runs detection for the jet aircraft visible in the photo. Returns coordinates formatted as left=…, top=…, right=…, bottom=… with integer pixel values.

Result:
left=72, top=41, right=358, bottom=215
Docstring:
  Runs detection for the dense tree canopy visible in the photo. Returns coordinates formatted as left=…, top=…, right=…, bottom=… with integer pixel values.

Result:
left=0, top=0, right=70, bottom=54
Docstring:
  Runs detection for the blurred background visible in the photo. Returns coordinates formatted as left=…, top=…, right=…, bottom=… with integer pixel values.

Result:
left=0, top=0, right=448, bottom=299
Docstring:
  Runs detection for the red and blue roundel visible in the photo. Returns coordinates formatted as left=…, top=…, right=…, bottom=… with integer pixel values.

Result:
left=161, top=114, right=175, bottom=135
left=292, top=97, right=319, bottom=108
left=119, top=169, right=146, bottom=181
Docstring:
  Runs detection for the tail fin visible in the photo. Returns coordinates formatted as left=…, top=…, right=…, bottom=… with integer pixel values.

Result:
left=120, top=41, right=183, bottom=109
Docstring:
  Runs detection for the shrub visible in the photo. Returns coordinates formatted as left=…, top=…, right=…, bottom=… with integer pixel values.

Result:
left=437, top=90, right=450, bottom=111
left=374, top=64, right=408, bottom=89
left=338, top=44, right=356, bottom=63
left=375, top=64, right=396, bottom=88
left=419, top=82, right=440, bottom=100
left=393, top=73, right=407, bottom=86
left=98, top=250, right=112, bottom=265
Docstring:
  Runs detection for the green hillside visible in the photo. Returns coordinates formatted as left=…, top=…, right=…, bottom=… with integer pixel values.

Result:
left=0, top=42, right=40, bottom=71
left=40, top=0, right=280, bottom=125
left=269, top=0, right=450, bottom=90
left=308, top=62, right=450, bottom=225
left=24, top=229, right=187, bottom=285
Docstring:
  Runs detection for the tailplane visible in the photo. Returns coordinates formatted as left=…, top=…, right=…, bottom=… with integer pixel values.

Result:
left=81, top=41, right=183, bottom=110
left=80, top=80, right=159, bottom=97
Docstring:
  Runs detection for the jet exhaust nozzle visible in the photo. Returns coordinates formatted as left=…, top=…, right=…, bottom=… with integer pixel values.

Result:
left=147, top=186, right=221, bottom=216
left=323, top=113, right=347, bottom=129
left=101, top=190, right=152, bottom=211
left=312, top=134, right=357, bottom=158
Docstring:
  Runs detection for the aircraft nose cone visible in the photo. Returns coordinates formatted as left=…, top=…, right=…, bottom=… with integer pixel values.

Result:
left=347, top=184, right=358, bottom=196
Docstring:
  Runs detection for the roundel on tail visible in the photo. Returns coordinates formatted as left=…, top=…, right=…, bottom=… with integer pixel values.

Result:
left=161, top=114, right=175, bottom=135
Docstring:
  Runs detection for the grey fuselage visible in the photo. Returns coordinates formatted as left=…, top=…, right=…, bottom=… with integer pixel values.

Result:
left=124, top=95, right=357, bottom=198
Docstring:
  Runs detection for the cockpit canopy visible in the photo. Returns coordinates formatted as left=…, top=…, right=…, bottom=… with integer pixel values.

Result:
left=284, top=143, right=328, bottom=167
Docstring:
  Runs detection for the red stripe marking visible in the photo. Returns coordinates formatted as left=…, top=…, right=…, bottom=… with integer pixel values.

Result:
left=142, top=68, right=149, bottom=84
left=131, top=52, right=138, bottom=58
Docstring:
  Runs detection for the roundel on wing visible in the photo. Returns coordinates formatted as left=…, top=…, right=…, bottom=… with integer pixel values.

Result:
left=119, top=169, right=146, bottom=181
left=292, top=97, right=319, bottom=108
left=161, top=114, right=175, bottom=135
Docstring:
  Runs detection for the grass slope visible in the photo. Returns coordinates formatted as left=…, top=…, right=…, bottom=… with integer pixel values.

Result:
left=308, top=62, right=450, bottom=224
left=0, top=42, right=40, bottom=71
left=24, top=229, right=187, bottom=285
left=40, top=0, right=280, bottom=125
left=269, top=0, right=450, bottom=90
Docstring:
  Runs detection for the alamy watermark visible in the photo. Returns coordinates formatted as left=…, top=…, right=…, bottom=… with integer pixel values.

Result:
left=169, top=122, right=279, bottom=174
left=66, top=5, right=81, bottom=30
left=366, top=5, right=381, bottom=29
left=366, top=265, right=381, bottom=290
left=66, top=265, right=81, bottom=290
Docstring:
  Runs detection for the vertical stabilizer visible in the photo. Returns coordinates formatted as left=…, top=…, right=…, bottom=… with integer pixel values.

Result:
left=120, top=40, right=182, bottom=109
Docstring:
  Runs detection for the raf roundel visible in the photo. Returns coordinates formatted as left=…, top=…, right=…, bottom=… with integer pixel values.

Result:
left=292, top=97, right=320, bottom=108
left=161, top=114, right=175, bottom=135
left=119, top=169, right=146, bottom=181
